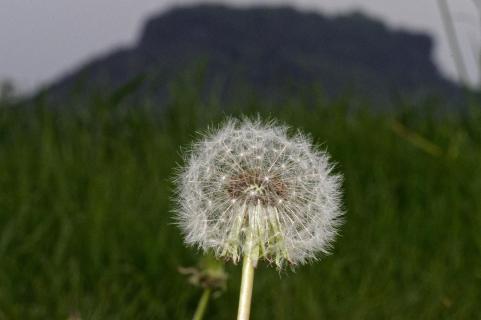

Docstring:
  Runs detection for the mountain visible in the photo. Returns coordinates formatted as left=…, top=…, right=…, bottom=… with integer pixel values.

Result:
left=41, top=4, right=461, bottom=107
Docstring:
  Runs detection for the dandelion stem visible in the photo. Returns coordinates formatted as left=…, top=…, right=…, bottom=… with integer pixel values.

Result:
left=192, top=288, right=211, bottom=320
left=237, top=254, right=255, bottom=320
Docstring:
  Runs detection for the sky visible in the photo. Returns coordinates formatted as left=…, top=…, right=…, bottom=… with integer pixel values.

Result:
left=0, top=0, right=479, bottom=93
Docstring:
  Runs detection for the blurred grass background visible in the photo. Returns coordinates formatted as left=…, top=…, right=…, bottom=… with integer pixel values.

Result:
left=0, top=87, right=480, bottom=319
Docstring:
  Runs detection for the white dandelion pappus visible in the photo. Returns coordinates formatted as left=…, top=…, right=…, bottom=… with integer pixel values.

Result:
left=175, top=118, right=343, bottom=269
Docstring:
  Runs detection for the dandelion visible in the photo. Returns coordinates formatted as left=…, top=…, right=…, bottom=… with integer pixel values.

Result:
left=175, top=118, right=343, bottom=320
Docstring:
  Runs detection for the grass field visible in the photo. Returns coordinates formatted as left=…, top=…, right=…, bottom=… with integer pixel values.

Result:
left=0, top=92, right=480, bottom=319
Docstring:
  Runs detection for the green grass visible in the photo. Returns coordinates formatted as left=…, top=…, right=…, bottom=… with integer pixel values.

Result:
left=0, top=93, right=480, bottom=319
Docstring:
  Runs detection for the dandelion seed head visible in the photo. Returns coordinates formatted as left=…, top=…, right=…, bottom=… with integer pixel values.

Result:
left=175, top=118, right=343, bottom=269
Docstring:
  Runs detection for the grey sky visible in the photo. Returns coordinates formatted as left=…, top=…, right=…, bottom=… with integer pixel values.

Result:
left=0, top=0, right=479, bottom=93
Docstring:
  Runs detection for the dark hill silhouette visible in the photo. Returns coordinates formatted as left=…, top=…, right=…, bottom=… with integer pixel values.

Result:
left=42, top=5, right=461, bottom=107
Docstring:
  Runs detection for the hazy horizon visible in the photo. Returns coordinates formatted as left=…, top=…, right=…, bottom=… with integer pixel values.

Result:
left=1, top=0, right=479, bottom=93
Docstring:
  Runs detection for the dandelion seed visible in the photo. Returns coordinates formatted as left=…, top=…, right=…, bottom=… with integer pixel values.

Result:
left=175, top=118, right=343, bottom=267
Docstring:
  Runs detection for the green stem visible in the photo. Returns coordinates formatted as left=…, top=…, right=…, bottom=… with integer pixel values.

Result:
left=437, top=0, right=470, bottom=85
left=192, top=288, right=211, bottom=320
left=237, top=255, right=255, bottom=320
